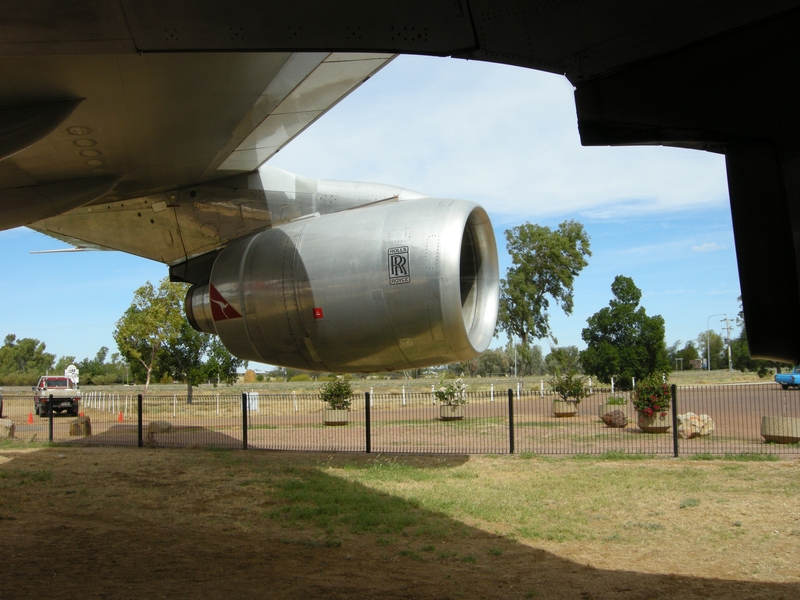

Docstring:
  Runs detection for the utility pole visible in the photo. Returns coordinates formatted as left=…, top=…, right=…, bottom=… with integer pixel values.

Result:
left=722, top=316, right=734, bottom=371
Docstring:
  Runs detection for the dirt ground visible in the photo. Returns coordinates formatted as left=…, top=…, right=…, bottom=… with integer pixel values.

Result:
left=0, top=446, right=798, bottom=599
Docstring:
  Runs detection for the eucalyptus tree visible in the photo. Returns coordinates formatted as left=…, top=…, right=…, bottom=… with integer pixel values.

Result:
left=497, top=220, right=591, bottom=373
left=113, top=278, right=186, bottom=396
left=157, top=323, right=247, bottom=402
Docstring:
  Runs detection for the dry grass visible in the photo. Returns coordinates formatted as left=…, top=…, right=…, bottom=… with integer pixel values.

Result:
left=331, top=454, right=800, bottom=582
left=0, top=443, right=798, bottom=598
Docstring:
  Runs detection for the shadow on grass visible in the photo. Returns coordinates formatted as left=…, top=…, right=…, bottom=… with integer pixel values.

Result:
left=56, top=423, right=247, bottom=449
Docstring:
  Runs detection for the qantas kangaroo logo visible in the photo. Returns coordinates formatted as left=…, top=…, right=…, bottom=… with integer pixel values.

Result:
left=209, top=283, right=242, bottom=321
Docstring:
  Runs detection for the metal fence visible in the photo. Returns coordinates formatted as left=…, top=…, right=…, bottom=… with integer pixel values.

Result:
left=2, top=383, right=799, bottom=455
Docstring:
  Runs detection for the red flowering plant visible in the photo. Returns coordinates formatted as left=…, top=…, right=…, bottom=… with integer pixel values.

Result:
left=632, top=374, right=671, bottom=418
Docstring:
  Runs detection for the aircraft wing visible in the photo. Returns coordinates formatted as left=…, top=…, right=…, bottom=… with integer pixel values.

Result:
left=0, top=52, right=393, bottom=230
left=4, top=1, right=800, bottom=362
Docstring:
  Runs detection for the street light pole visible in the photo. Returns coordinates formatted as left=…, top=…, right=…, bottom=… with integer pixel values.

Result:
left=706, top=313, right=726, bottom=371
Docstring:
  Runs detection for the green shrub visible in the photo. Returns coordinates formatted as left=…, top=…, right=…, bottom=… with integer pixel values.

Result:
left=319, top=375, right=353, bottom=410
left=551, top=369, right=588, bottom=404
left=289, top=374, right=312, bottom=382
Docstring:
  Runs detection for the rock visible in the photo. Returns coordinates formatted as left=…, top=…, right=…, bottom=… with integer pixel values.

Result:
left=677, top=412, right=715, bottom=438
left=147, top=420, right=172, bottom=434
left=0, top=418, right=15, bottom=439
left=69, top=416, right=91, bottom=437
left=601, top=409, right=628, bottom=428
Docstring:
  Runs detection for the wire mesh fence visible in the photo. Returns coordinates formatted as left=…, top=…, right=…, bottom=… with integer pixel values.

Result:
left=1, top=382, right=798, bottom=455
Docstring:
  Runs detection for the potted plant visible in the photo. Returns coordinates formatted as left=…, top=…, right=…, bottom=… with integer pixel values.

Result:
left=550, top=369, right=587, bottom=417
left=598, top=394, right=629, bottom=427
left=761, top=390, right=800, bottom=443
left=319, top=375, right=353, bottom=426
left=632, top=374, right=671, bottom=433
left=435, top=378, right=468, bottom=420
left=761, top=416, right=800, bottom=444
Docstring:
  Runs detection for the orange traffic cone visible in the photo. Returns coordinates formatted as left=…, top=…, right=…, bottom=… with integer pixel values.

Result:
left=117, top=411, right=124, bottom=423
left=27, top=412, right=33, bottom=425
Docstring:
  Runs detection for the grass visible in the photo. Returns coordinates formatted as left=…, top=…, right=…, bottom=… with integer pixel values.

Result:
left=1, top=445, right=797, bottom=589
left=688, top=452, right=779, bottom=462
left=321, top=453, right=800, bottom=549
left=0, top=469, right=53, bottom=483
left=515, top=421, right=566, bottom=428
left=573, top=450, right=654, bottom=461
left=263, top=461, right=462, bottom=540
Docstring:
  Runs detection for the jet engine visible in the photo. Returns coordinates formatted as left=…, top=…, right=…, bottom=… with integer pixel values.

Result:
left=185, top=198, right=499, bottom=372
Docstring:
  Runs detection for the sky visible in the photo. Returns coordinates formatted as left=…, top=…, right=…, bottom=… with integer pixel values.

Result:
left=0, top=55, right=742, bottom=369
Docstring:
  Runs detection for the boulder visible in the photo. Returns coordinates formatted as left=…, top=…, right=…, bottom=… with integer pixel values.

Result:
left=69, top=416, right=91, bottom=437
left=677, top=412, right=714, bottom=439
left=601, top=409, right=628, bottom=428
left=0, top=418, right=15, bottom=439
left=147, top=420, right=172, bottom=434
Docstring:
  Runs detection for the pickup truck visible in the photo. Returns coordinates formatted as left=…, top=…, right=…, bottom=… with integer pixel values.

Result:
left=33, top=376, right=81, bottom=417
left=774, top=366, right=800, bottom=389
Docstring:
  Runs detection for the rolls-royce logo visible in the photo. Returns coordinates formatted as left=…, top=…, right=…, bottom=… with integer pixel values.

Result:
left=388, top=246, right=410, bottom=285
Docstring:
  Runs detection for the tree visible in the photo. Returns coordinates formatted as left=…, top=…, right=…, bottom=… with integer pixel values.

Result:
left=497, top=220, right=591, bottom=372
left=156, top=321, right=209, bottom=403
left=54, top=355, right=77, bottom=375
left=545, top=346, right=582, bottom=375
left=77, top=347, right=109, bottom=385
left=667, top=340, right=699, bottom=370
left=113, top=278, right=186, bottom=396
left=475, top=348, right=510, bottom=377
left=203, top=334, right=246, bottom=387
left=696, top=331, right=725, bottom=370
left=580, top=275, right=669, bottom=390
left=446, top=343, right=546, bottom=377
left=0, top=334, right=55, bottom=385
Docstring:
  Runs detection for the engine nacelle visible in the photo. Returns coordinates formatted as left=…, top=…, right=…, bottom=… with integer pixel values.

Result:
left=185, top=198, right=499, bottom=372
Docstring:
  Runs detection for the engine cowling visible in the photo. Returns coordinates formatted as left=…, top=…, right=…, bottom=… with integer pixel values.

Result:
left=185, top=197, right=499, bottom=372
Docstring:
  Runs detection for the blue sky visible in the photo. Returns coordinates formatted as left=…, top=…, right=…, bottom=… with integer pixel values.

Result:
left=0, top=55, right=741, bottom=367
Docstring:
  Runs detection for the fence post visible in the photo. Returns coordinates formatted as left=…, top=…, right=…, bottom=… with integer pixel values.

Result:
left=508, top=388, right=515, bottom=454
left=242, top=393, right=248, bottom=450
left=365, top=392, right=371, bottom=453
left=671, top=384, right=679, bottom=458
left=48, top=394, right=54, bottom=442
left=137, top=394, right=143, bottom=448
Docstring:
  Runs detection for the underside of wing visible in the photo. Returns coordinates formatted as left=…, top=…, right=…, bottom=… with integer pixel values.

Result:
left=0, top=51, right=393, bottom=231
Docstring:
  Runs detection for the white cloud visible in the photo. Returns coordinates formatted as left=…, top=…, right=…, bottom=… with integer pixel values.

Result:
left=269, top=55, right=730, bottom=222
left=692, top=242, right=724, bottom=252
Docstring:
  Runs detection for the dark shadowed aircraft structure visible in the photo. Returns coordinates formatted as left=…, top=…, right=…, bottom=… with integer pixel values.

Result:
left=1, top=2, right=799, bottom=365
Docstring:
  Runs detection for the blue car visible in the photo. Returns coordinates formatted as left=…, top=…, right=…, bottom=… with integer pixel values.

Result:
left=774, top=367, right=800, bottom=390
